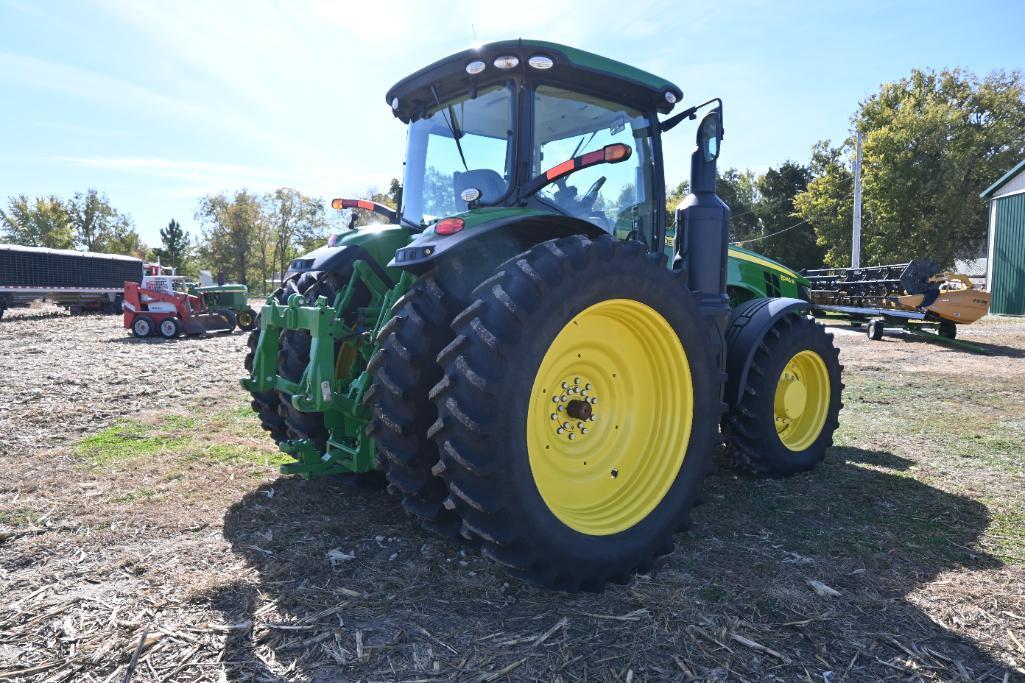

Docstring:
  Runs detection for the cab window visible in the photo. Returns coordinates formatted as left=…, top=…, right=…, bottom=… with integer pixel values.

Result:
left=532, top=85, right=657, bottom=249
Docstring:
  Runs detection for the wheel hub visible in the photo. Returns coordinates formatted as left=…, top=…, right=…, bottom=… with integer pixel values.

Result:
left=773, top=350, right=830, bottom=452
left=546, top=376, right=598, bottom=441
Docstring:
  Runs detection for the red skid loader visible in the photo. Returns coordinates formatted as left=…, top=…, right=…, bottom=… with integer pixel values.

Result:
left=123, top=274, right=236, bottom=338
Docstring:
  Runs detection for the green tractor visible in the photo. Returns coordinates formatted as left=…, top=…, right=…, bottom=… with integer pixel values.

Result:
left=242, top=40, right=842, bottom=591
left=186, top=280, right=259, bottom=331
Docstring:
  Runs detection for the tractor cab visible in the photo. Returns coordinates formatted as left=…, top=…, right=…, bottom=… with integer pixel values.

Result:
left=383, top=40, right=695, bottom=264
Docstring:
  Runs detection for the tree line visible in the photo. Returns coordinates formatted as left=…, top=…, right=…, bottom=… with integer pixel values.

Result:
left=3, top=67, right=1022, bottom=279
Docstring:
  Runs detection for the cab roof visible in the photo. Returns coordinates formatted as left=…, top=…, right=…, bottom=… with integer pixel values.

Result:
left=385, top=39, right=683, bottom=123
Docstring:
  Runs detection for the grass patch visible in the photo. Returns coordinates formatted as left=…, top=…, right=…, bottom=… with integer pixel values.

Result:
left=75, top=401, right=287, bottom=470
left=0, top=507, right=43, bottom=527
left=111, top=488, right=158, bottom=504
left=76, top=422, right=182, bottom=466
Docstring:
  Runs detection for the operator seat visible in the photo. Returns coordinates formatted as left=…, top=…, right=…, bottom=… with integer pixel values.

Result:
left=453, top=169, right=506, bottom=205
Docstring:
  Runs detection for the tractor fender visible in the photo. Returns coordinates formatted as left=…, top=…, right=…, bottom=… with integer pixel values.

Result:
left=390, top=213, right=605, bottom=273
left=724, top=297, right=811, bottom=407
left=285, top=244, right=394, bottom=288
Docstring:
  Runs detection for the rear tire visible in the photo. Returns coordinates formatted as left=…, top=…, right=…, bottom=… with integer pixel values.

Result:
left=276, top=270, right=371, bottom=454
left=158, top=317, right=181, bottom=338
left=366, top=262, right=475, bottom=539
left=131, top=315, right=154, bottom=338
left=215, top=309, right=237, bottom=333
left=724, top=315, right=842, bottom=476
left=429, top=236, right=723, bottom=591
left=244, top=309, right=289, bottom=444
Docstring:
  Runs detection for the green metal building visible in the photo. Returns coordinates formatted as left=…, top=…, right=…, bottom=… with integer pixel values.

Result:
left=982, top=159, right=1025, bottom=316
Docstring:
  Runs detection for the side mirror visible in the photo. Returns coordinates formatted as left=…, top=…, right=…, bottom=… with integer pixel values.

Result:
left=698, top=111, right=722, bottom=163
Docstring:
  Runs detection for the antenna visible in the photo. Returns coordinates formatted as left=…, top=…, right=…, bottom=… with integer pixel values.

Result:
left=471, top=24, right=478, bottom=43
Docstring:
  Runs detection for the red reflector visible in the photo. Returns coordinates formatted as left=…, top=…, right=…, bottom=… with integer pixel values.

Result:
left=580, top=150, right=604, bottom=166
left=435, top=218, right=464, bottom=236
left=357, top=200, right=374, bottom=210
left=546, top=159, right=575, bottom=181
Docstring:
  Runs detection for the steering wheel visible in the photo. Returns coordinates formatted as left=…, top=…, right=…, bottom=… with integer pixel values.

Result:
left=579, top=176, right=607, bottom=210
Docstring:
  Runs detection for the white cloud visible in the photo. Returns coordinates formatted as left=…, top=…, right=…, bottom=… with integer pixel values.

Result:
left=55, top=155, right=394, bottom=200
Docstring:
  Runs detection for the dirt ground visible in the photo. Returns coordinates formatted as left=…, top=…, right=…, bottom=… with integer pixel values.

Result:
left=1, top=305, right=1023, bottom=682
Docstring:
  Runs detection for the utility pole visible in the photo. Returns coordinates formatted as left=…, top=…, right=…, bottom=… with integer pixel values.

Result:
left=851, top=130, right=863, bottom=269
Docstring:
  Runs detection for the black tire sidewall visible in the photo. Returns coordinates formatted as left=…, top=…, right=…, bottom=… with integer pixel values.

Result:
left=477, top=256, right=720, bottom=571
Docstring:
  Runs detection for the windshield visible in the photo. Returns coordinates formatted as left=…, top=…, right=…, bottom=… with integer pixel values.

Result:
left=401, top=83, right=515, bottom=226
left=532, top=85, right=658, bottom=248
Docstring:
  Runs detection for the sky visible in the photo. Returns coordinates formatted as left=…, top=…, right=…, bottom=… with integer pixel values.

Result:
left=1, top=0, right=1023, bottom=246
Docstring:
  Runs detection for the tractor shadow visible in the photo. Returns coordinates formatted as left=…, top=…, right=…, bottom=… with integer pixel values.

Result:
left=217, top=448, right=1012, bottom=681
left=881, top=328, right=1025, bottom=358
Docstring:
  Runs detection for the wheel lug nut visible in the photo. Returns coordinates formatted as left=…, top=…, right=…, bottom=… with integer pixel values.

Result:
left=585, top=383, right=592, bottom=390
left=589, top=397, right=598, bottom=404
left=550, top=413, right=557, bottom=420
left=577, top=422, right=584, bottom=430
left=557, top=405, right=564, bottom=412
left=574, top=377, right=580, bottom=384
left=581, top=428, right=588, bottom=435
left=561, top=382, right=568, bottom=389
left=557, top=427, right=564, bottom=434
left=589, top=415, right=597, bottom=422
left=568, top=433, right=575, bottom=440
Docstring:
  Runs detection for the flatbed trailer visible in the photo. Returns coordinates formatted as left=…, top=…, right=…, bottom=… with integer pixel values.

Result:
left=0, top=243, right=143, bottom=318
left=811, top=303, right=991, bottom=354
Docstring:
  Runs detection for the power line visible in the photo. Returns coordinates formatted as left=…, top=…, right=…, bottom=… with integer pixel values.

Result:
left=730, top=218, right=810, bottom=246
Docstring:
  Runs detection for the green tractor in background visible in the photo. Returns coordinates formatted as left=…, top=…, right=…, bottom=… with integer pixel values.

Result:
left=187, top=274, right=259, bottom=331
left=242, top=40, right=842, bottom=591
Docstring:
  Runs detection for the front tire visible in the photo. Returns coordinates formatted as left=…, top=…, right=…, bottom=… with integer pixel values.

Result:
left=131, top=316, right=154, bottom=338
left=724, top=315, right=842, bottom=476
left=237, top=307, right=258, bottom=331
left=429, top=236, right=723, bottom=591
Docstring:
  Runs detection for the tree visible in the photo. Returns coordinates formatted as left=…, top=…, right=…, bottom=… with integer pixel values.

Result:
left=754, top=161, right=824, bottom=270
left=195, top=190, right=263, bottom=286
left=0, top=195, right=75, bottom=248
left=796, top=68, right=1025, bottom=267
left=263, top=189, right=328, bottom=287
left=716, top=169, right=761, bottom=243
left=154, top=219, right=190, bottom=272
left=65, top=189, right=144, bottom=255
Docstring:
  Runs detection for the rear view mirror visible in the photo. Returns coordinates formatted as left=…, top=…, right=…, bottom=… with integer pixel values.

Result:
left=698, top=111, right=722, bottom=162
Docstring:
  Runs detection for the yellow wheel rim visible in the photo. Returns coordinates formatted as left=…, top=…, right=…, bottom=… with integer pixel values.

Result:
left=526, top=299, right=693, bottom=536
left=774, top=350, right=830, bottom=452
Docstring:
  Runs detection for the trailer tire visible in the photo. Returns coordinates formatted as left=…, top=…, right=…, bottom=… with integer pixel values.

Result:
left=131, top=316, right=155, bottom=338
left=867, top=319, right=884, bottom=340
left=724, top=315, right=842, bottom=476
left=938, top=320, right=956, bottom=339
left=430, top=235, right=722, bottom=591
left=159, top=317, right=181, bottom=338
